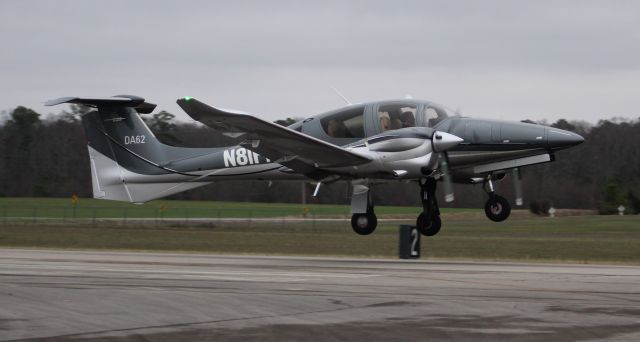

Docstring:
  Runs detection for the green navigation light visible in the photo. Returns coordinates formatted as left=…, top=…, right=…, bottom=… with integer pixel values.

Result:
left=183, top=96, right=193, bottom=101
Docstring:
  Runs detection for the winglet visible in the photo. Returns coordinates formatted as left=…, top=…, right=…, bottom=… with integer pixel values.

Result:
left=177, top=97, right=249, bottom=118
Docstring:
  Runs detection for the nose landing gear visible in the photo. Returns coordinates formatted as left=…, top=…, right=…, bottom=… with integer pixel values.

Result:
left=483, top=176, right=511, bottom=222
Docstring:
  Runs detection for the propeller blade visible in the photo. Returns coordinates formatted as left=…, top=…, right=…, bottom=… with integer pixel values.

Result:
left=513, top=168, right=523, bottom=206
left=442, top=152, right=454, bottom=202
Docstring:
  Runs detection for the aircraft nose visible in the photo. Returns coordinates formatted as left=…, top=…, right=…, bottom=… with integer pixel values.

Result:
left=432, top=131, right=464, bottom=152
left=546, top=128, right=584, bottom=149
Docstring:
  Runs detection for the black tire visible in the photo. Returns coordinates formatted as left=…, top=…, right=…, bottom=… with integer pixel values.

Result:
left=351, top=212, right=377, bottom=235
left=484, top=195, right=511, bottom=222
left=416, top=213, right=442, bottom=236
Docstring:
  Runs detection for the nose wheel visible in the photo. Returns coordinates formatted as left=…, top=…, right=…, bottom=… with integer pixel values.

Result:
left=483, top=177, right=511, bottom=222
left=485, top=195, right=511, bottom=222
left=417, top=178, right=442, bottom=236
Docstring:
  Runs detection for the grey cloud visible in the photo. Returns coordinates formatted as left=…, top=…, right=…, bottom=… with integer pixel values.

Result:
left=4, top=1, right=639, bottom=70
left=0, top=0, right=639, bottom=123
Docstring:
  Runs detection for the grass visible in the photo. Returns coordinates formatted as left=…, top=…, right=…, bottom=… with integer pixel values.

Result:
left=0, top=214, right=639, bottom=264
left=0, top=197, right=474, bottom=219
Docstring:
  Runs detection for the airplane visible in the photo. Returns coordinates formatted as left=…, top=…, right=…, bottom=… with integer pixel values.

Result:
left=45, top=95, right=584, bottom=236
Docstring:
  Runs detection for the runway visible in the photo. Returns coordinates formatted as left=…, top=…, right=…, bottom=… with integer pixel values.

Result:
left=1, top=249, right=639, bottom=341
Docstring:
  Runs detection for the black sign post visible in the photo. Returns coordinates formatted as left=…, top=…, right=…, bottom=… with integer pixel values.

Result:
left=399, top=225, right=420, bottom=259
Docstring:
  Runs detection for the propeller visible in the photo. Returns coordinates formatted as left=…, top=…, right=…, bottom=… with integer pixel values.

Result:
left=431, top=131, right=463, bottom=203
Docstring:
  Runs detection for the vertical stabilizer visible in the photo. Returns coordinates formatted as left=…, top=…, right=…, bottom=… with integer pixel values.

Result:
left=46, top=96, right=211, bottom=203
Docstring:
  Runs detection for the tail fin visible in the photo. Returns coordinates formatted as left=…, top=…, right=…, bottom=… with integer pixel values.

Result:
left=46, top=95, right=211, bottom=203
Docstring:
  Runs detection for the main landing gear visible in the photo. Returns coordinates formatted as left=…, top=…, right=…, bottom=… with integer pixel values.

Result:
left=348, top=175, right=512, bottom=236
left=416, top=177, right=442, bottom=236
left=350, top=182, right=377, bottom=235
left=483, top=176, right=511, bottom=222
left=351, top=208, right=377, bottom=235
left=348, top=178, right=443, bottom=236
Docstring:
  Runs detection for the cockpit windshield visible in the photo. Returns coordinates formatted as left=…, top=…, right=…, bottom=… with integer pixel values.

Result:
left=377, top=101, right=451, bottom=132
left=421, top=103, right=450, bottom=127
left=377, top=103, right=418, bottom=132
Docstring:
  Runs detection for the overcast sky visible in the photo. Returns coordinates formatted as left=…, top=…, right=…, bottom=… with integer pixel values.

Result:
left=1, top=0, right=639, bottom=123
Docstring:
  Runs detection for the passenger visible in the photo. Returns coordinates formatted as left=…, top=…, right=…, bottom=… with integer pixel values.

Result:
left=391, top=118, right=403, bottom=130
left=400, top=111, right=416, bottom=127
left=379, top=112, right=391, bottom=131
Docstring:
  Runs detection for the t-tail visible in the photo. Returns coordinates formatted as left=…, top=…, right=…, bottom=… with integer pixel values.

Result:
left=46, top=95, right=222, bottom=203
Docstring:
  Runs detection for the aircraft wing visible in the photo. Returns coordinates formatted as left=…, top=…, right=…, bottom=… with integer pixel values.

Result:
left=177, top=97, right=371, bottom=176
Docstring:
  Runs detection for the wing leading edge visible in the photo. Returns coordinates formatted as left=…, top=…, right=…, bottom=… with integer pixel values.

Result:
left=176, top=97, right=371, bottom=177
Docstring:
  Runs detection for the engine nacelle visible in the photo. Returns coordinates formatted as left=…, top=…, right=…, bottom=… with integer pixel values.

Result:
left=336, top=127, right=462, bottom=179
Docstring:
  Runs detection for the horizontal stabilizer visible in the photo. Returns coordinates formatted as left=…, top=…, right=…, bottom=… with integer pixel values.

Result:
left=45, top=95, right=156, bottom=114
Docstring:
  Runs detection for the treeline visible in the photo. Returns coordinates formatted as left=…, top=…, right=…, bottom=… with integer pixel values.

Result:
left=0, top=105, right=638, bottom=213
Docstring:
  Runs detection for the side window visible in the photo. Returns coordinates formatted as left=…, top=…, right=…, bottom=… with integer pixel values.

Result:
left=320, top=106, right=365, bottom=138
left=377, top=103, right=417, bottom=132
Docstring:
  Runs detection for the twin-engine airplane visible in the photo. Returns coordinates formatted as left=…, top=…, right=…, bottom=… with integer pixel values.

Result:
left=46, top=95, right=583, bottom=236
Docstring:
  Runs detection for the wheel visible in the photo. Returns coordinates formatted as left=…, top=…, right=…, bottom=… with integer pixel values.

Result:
left=351, top=211, right=377, bottom=235
left=416, top=213, right=441, bottom=236
left=484, top=195, right=511, bottom=222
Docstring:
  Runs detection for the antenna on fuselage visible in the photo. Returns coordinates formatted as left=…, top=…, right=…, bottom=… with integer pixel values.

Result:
left=330, top=86, right=352, bottom=106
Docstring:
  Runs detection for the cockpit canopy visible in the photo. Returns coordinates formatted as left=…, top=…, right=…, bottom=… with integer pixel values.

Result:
left=422, top=103, right=451, bottom=128
left=320, top=105, right=366, bottom=139
left=316, top=100, right=451, bottom=139
left=377, top=103, right=418, bottom=132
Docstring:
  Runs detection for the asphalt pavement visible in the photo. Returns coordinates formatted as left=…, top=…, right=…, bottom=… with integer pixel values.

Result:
left=1, top=249, right=639, bottom=341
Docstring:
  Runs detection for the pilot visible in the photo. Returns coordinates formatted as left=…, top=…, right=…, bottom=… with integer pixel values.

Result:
left=391, top=118, right=403, bottom=130
left=379, top=112, right=391, bottom=131
left=400, top=111, right=416, bottom=127
left=327, top=119, right=346, bottom=138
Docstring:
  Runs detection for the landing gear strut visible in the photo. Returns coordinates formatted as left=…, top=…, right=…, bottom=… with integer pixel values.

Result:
left=416, top=178, right=442, bottom=236
left=483, top=176, right=511, bottom=222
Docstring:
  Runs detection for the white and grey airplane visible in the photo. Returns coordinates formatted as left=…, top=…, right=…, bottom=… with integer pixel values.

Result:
left=46, top=95, right=583, bottom=236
